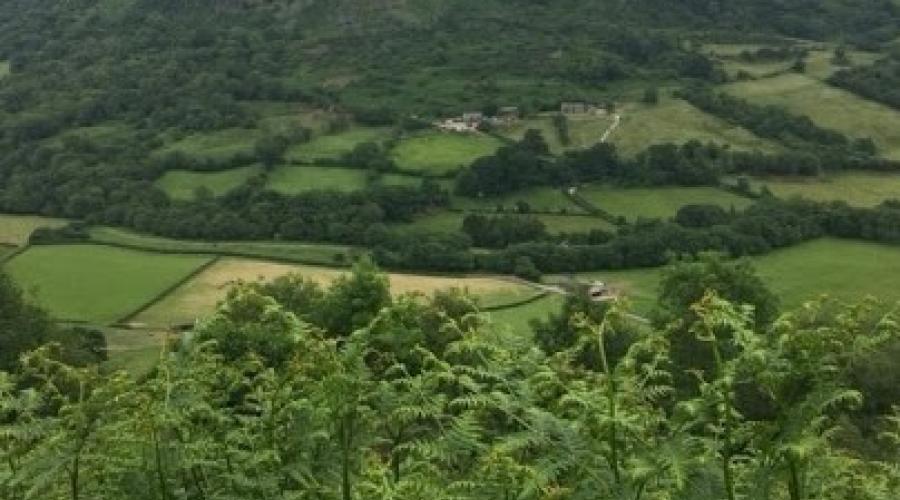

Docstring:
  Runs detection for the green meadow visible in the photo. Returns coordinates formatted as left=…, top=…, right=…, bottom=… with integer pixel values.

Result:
left=391, top=131, right=504, bottom=174
left=4, top=245, right=211, bottom=324
left=749, top=172, right=900, bottom=207
left=577, top=185, right=752, bottom=221
left=571, top=238, right=900, bottom=314
left=155, top=165, right=263, bottom=200
left=266, top=165, right=370, bottom=194
left=286, top=127, right=393, bottom=162
left=725, top=73, right=900, bottom=160
left=609, top=97, right=781, bottom=156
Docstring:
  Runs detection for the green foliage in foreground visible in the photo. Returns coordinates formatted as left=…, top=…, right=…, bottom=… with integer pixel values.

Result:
left=1, top=262, right=899, bottom=500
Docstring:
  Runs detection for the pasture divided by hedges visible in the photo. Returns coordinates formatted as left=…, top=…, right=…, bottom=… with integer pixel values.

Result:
left=4, top=245, right=212, bottom=325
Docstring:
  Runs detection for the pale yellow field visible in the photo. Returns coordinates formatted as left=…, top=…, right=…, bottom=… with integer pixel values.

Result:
left=133, top=258, right=538, bottom=328
left=0, top=214, right=67, bottom=246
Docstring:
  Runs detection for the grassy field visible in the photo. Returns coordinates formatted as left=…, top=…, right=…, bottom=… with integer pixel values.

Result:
left=452, top=186, right=584, bottom=214
left=724, top=73, right=900, bottom=160
left=569, top=238, right=900, bottom=314
left=0, top=61, right=9, bottom=78
left=158, top=128, right=261, bottom=161
left=0, top=244, right=15, bottom=260
left=89, top=226, right=359, bottom=265
left=609, top=97, right=781, bottom=156
left=134, top=257, right=540, bottom=327
left=155, top=165, right=263, bottom=200
left=577, top=185, right=753, bottom=221
left=378, top=173, right=427, bottom=187
left=391, top=131, right=504, bottom=174
left=489, top=294, right=566, bottom=333
left=4, top=245, right=211, bottom=324
left=748, top=172, right=900, bottom=207
left=0, top=214, right=68, bottom=246
left=266, top=165, right=370, bottom=194
left=286, top=127, right=393, bottom=162
left=499, top=114, right=616, bottom=153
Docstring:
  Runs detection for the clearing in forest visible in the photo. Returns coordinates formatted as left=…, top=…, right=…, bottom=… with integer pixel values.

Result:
left=133, top=258, right=540, bottom=328
left=4, top=245, right=212, bottom=324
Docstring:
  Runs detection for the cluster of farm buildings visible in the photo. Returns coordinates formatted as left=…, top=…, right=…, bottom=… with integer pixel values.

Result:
left=435, top=101, right=611, bottom=133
